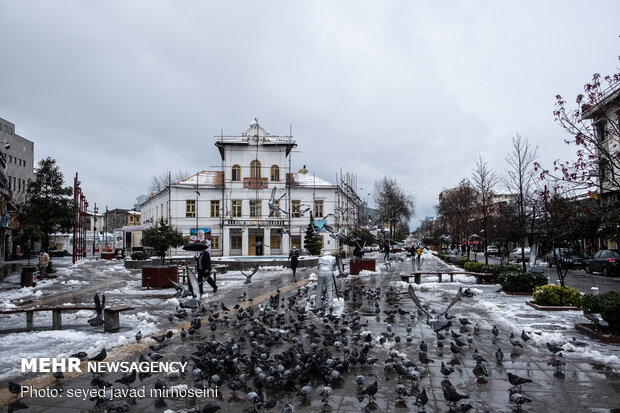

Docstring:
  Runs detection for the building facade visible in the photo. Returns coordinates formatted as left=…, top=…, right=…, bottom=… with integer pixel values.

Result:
left=0, top=117, right=35, bottom=260
left=141, top=119, right=362, bottom=256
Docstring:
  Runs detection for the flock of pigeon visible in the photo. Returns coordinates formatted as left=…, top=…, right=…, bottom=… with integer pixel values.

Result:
left=5, top=256, right=575, bottom=412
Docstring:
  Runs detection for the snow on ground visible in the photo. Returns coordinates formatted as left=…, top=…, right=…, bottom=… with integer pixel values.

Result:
left=0, top=311, right=160, bottom=381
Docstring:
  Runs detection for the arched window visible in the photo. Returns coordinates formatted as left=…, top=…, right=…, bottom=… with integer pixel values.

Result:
left=231, top=164, right=241, bottom=181
left=250, top=160, right=261, bottom=178
left=270, top=165, right=280, bottom=181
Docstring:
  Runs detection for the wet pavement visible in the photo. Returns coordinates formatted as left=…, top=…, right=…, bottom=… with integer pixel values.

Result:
left=1, top=253, right=619, bottom=412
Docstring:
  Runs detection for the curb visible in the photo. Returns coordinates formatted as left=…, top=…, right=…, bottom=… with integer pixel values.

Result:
left=526, top=300, right=582, bottom=311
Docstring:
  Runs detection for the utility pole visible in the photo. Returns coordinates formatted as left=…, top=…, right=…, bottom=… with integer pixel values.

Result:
left=93, top=203, right=98, bottom=257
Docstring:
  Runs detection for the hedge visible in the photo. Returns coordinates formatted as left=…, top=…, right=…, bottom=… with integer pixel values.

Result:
left=533, top=285, right=582, bottom=307
left=581, top=291, right=620, bottom=335
left=499, top=271, right=548, bottom=292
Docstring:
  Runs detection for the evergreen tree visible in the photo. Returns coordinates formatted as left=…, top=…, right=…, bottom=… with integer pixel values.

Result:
left=304, top=213, right=322, bottom=255
left=141, top=218, right=186, bottom=263
left=14, top=157, right=75, bottom=252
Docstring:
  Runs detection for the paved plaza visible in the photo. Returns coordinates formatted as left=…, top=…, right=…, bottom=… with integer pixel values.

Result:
left=0, top=253, right=619, bottom=412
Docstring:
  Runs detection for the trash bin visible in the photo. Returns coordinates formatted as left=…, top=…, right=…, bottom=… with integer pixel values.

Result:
left=21, top=266, right=37, bottom=287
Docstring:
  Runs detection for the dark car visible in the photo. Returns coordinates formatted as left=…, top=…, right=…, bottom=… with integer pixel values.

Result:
left=546, top=248, right=585, bottom=269
left=585, top=249, right=620, bottom=276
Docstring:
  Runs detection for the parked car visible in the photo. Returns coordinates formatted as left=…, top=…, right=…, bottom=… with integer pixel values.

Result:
left=585, top=249, right=620, bottom=276
left=546, top=248, right=585, bottom=268
left=509, top=247, right=531, bottom=262
left=486, top=245, right=499, bottom=256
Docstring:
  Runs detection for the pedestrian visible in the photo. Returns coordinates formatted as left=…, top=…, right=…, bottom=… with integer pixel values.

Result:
left=353, top=245, right=363, bottom=261
left=288, top=246, right=299, bottom=279
left=38, top=249, right=50, bottom=279
left=416, top=246, right=422, bottom=263
left=316, top=250, right=337, bottom=308
left=384, top=241, right=390, bottom=260
left=195, top=249, right=217, bottom=294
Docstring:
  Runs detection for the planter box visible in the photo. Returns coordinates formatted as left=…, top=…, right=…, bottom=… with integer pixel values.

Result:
left=526, top=301, right=582, bottom=311
left=101, top=252, right=115, bottom=260
left=502, top=291, right=532, bottom=296
left=20, top=266, right=37, bottom=287
left=350, top=259, right=376, bottom=275
left=575, top=323, right=620, bottom=344
left=142, top=265, right=178, bottom=288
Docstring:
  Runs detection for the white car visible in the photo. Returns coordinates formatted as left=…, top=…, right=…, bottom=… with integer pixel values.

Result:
left=486, top=245, right=499, bottom=256
left=509, top=247, right=531, bottom=262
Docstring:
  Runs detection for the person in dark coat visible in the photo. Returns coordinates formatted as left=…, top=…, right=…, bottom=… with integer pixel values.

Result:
left=353, top=245, right=364, bottom=261
left=288, top=246, right=300, bottom=279
left=384, top=241, right=390, bottom=260
left=195, top=249, right=216, bottom=294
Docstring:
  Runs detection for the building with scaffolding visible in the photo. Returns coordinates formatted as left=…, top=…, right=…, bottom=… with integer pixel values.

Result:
left=140, top=119, right=362, bottom=256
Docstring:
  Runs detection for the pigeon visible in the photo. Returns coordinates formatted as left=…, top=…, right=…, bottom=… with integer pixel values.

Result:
left=362, top=380, right=378, bottom=402
left=509, top=388, right=532, bottom=406
left=473, top=361, right=488, bottom=378
left=70, top=351, right=88, bottom=361
left=546, top=342, right=564, bottom=355
left=495, top=347, right=504, bottom=363
left=87, top=293, right=106, bottom=326
left=201, top=403, right=222, bottom=413
left=450, top=341, right=461, bottom=355
left=8, top=380, right=21, bottom=398
left=135, top=330, right=142, bottom=342
left=440, top=361, right=454, bottom=379
left=89, top=348, right=107, bottom=362
left=459, top=318, right=470, bottom=326
left=221, top=302, right=230, bottom=312
left=419, top=352, right=434, bottom=364
left=492, top=325, right=499, bottom=337
left=356, top=375, right=366, bottom=388
left=521, top=330, right=531, bottom=342
left=509, top=332, right=523, bottom=348
left=462, top=288, right=476, bottom=298
left=507, top=372, right=533, bottom=389
left=241, top=267, right=259, bottom=284
left=115, top=370, right=137, bottom=388
left=419, top=340, right=428, bottom=352
left=443, top=385, right=469, bottom=405
left=414, top=388, right=428, bottom=409
left=53, top=369, right=64, bottom=382
left=297, top=385, right=312, bottom=401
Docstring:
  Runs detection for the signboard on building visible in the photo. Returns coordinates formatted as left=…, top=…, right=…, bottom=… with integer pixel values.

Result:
left=114, top=229, right=123, bottom=249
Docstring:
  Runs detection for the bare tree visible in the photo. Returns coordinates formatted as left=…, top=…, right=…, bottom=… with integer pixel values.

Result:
left=471, top=156, right=498, bottom=264
left=148, top=170, right=190, bottom=194
left=437, top=180, right=478, bottom=258
left=503, top=134, right=538, bottom=271
left=373, top=177, right=415, bottom=240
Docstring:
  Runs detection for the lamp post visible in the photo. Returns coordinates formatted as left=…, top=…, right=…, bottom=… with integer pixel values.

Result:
left=93, top=203, right=98, bottom=257
left=72, top=173, right=81, bottom=264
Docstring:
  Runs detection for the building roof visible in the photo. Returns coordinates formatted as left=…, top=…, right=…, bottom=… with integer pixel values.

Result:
left=288, top=172, right=334, bottom=187
left=214, top=118, right=296, bottom=159
left=178, top=171, right=223, bottom=186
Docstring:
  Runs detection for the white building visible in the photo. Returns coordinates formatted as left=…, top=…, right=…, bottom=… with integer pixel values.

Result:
left=140, top=119, right=362, bottom=257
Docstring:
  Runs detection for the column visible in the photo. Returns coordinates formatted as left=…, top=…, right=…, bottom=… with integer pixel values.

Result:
left=223, top=226, right=230, bottom=257
left=242, top=228, right=249, bottom=256
left=263, top=227, right=271, bottom=256
left=281, top=229, right=290, bottom=256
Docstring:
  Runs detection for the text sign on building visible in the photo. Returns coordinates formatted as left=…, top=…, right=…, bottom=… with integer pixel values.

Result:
left=225, top=219, right=285, bottom=227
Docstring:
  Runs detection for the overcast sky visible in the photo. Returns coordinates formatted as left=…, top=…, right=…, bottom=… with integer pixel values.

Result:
left=1, top=1, right=618, bottom=226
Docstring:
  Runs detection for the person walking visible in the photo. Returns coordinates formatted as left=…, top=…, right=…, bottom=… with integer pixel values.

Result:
left=195, top=249, right=217, bottom=294
left=383, top=241, right=390, bottom=261
left=353, top=245, right=364, bottom=261
left=416, top=246, right=422, bottom=264
left=316, top=250, right=337, bottom=309
left=288, top=246, right=300, bottom=280
left=38, top=249, right=50, bottom=279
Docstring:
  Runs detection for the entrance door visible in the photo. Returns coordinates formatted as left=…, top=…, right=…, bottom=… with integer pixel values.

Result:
left=255, top=236, right=263, bottom=256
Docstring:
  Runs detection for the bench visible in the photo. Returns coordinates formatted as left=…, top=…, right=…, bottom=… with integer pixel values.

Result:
left=400, top=271, right=493, bottom=284
left=0, top=305, right=135, bottom=333
left=178, top=264, right=228, bottom=283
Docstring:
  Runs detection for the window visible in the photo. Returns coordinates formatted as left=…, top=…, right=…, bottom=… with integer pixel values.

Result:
left=232, top=200, right=242, bottom=218
left=211, top=235, right=220, bottom=250
left=270, top=165, right=280, bottom=181
left=291, top=200, right=301, bottom=217
left=314, top=200, right=324, bottom=218
left=231, top=234, right=242, bottom=249
left=250, top=200, right=262, bottom=218
left=231, top=164, right=241, bottom=181
left=250, top=159, right=261, bottom=178
left=210, top=200, right=220, bottom=218
left=23, top=161, right=26, bottom=168
left=269, top=200, right=280, bottom=217
left=161, top=203, right=164, bottom=219
left=186, top=200, right=196, bottom=218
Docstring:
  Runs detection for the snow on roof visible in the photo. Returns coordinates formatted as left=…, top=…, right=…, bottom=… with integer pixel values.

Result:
left=179, top=171, right=223, bottom=186
left=289, top=172, right=334, bottom=187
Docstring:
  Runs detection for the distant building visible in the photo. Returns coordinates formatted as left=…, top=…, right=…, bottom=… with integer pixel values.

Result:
left=0, top=117, right=35, bottom=260
left=581, top=84, right=620, bottom=204
left=140, top=119, right=362, bottom=256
